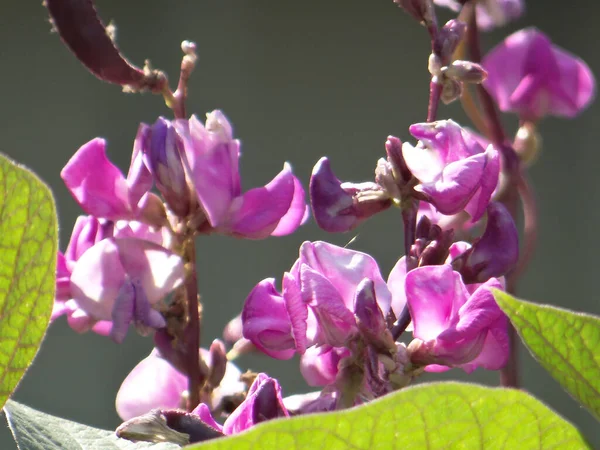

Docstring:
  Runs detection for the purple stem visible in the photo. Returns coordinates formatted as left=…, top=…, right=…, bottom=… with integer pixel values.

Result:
left=465, top=2, right=522, bottom=388
left=182, top=240, right=203, bottom=411
left=427, top=81, right=443, bottom=123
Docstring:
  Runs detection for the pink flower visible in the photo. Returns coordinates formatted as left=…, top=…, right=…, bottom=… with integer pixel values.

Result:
left=242, top=241, right=392, bottom=358
left=483, top=28, right=595, bottom=121
left=403, top=120, right=500, bottom=222
left=52, top=216, right=184, bottom=343
left=166, top=111, right=308, bottom=238
left=61, top=127, right=153, bottom=221
left=116, top=347, right=245, bottom=421
left=405, top=264, right=509, bottom=372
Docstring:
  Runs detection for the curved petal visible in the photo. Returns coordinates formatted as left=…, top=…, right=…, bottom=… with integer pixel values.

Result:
left=116, top=349, right=187, bottom=420
left=61, top=138, right=132, bottom=219
left=418, top=153, right=486, bottom=215
left=185, top=114, right=240, bottom=227
left=387, top=256, right=408, bottom=320
left=463, top=146, right=500, bottom=221
left=242, top=278, right=296, bottom=359
left=300, top=346, right=348, bottom=387
left=70, top=239, right=126, bottom=321
left=309, top=157, right=359, bottom=232
left=225, top=165, right=296, bottom=239
left=405, top=265, right=467, bottom=341
left=299, top=241, right=391, bottom=314
left=270, top=166, right=309, bottom=236
left=114, top=238, right=185, bottom=304
left=300, top=265, right=356, bottom=347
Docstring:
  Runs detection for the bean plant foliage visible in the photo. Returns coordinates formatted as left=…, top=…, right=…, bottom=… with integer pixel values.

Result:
left=1, top=0, right=599, bottom=449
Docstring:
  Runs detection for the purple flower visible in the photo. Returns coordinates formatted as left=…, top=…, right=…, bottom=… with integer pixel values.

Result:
left=405, top=264, right=509, bottom=372
left=242, top=241, right=392, bottom=358
left=52, top=216, right=184, bottom=342
left=483, top=28, right=595, bottom=121
left=221, top=373, right=289, bottom=435
left=299, top=346, right=350, bottom=387
left=116, top=348, right=245, bottom=421
left=310, top=157, right=391, bottom=232
left=62, top=127, right=153, bottom=221
left=450, top=202, right=519, bottom=283
left=162, top=111, right=308, bottom=238
left=403, top=120, right=500, bottom=222
left=434, top=0, right=524, bottom=31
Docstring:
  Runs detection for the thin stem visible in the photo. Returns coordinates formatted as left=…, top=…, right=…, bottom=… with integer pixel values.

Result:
left=183, top=239, right=203, bottom=411
left=464, top=1, right=524, bottom=388
left=427, top=81, right=442, bottom=122
left=392, top=201, right=418, bottom=341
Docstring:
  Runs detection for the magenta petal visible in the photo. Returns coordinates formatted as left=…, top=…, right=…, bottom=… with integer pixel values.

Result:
left=299, top=346, right=348, bottom=387
left=299, top=241, right=391, bottom=314
left=227, top=165, right=296, bottom=239
left=405, top=265, right=467, bottom=341
left=309, top=157, right=359, bottom=232
left=61, top=138, right=133, bottom=219
left=127, top=124, right=154, bottom=206
left=419, top=153, right=485, bottom=215
left=387, top=256, right=408, bottom=320
left=282, top=272, right=309, bottom=353
left=461, top=315, right=509, bottom=372
left=186, top=114, right=240, bottom=227
left=271, top=171, right=309, bottom=236
left=242, top=278, right=296, bottom=359
left=300, top=265, right=357, bottom=347
left=190, top=403, right=224, bottom=434
left=116, top=349, right=187, bottom=420
left=551, top=47, right=596, bottom=117
left=463, top=146, right=500, bottom=221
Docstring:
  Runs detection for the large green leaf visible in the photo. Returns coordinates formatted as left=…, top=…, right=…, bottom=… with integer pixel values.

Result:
left=189, top=382, right=588, bottom=449
left=4, top=400, right=178, bottom=450
left=494, top=290, right=600, bottom=420
left=0, top=155, right=57, bottom=407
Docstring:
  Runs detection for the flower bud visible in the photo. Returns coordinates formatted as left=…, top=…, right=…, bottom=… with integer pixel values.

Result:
left=452, top=202, right=518, bottom=283
left=147, top=118, right=193, bottom=217
left=434, top=19, right=467, bottom=64
left=513, top=122, right=541, bottom=166
left=354, top=279, right=395, bottom=352
left=310, top=157, right=391, bottom=232
left=444, top=60, right=487, bottom=84
left=440, top=78, right=463, bottom=104
left=207, top=340, right=228, bottom=389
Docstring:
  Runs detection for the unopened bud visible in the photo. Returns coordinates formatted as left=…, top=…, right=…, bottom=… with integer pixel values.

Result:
left=434, top=19, right=467, bottom=63
left=513, top=122, right=541, bottom=166
left=354, top=278, right=396, bottom=352
left=207, top=339, right=228, bottom=389
left=444, top=60, right=487, bottom=84
left=440, top=78, right=463, bottom=104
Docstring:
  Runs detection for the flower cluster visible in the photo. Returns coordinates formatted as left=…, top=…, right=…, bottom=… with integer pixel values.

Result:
left=48, top=0, right=596, bottom=445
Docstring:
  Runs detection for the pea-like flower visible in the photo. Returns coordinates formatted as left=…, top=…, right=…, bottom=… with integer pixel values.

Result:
left=146, top=111, right=309, bottom=238
left=116, top=346, right=246, bottom=421
left=52, top=216, right=184, bottom=343
left=405, top=264, right=509, bottom=372
left=483, top=28, right=595, bottom=121
left=434, top=0, right=524, bottom=31
left=403, top=120, right=500, bottom=222
left=242, top=241, right=392, bottom=360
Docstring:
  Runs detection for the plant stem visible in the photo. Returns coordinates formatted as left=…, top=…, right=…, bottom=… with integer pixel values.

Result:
left=464, top=1, right=527, bottom=388
left=183, top=238, right=202, bottom=411
left=427, top=81, right=442, bottom=123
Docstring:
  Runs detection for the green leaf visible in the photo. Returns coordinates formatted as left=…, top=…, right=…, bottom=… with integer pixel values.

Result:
left=0, top=155, right=57, bottom=408
left=188, top=382, right=588, bottom=450
left=4, top=400, right=179, bottom=450
left=494, top=290, right=600, bottom=420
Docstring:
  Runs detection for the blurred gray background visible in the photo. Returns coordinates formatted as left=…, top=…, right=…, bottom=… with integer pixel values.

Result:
left=1, top=0, right=599, bottom=447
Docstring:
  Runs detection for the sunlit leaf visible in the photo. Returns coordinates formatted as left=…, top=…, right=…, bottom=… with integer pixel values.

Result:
left=0, top=155, right=57, bottom=407
left=188, top=382, right=589, bottom=449
left=494, top=290, right=600, bottom=420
